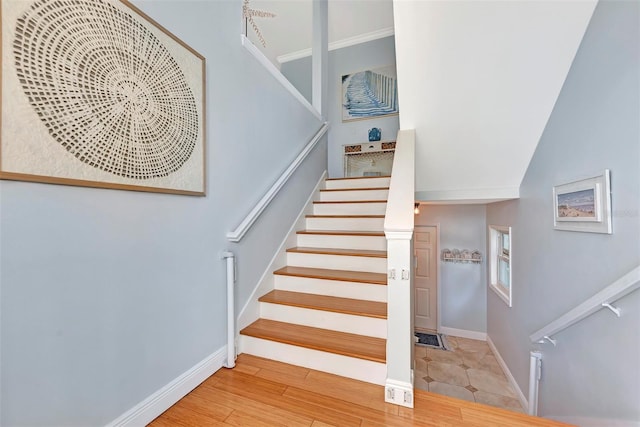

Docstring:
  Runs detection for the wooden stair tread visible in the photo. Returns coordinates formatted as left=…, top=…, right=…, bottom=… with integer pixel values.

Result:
left=287, top=247, right=387, bottom=258
left=297, top=230, right=384, bottom=237
left=326, top=176, right=391, bottom=180
left=259, top=290, right=387, bottom=319
left=240, top=319, right=386, bottom=363
left=274, top=266, right=387, bottom=285
left=320, top=187, right=389, bottom=192
left=306, top=215, right=385, bottom=218
left=313, top=200, right=387, bottom=204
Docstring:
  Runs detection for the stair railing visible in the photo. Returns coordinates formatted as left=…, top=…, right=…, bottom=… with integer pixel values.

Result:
left=527, top=265, right=640, bottom=415
left=226, top=122, right=328, bottom=243
left=383, top=129, right=416, bottom=408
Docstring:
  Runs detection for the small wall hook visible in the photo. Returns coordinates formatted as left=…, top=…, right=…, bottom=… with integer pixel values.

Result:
left=542, top=336, right=557, bottom=347
left=602, top=302, right=621, bottom=317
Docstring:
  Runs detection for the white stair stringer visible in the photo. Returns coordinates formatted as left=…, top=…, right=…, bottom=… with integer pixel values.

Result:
left=239, top=335, right=387, bottom=385
left=286, top=252, right=387, bottom=274
left=259, top=303, right=387, bottom=338
left=325, top=176, right=390, bottom=190
left=274, top=275, right=387, bottom=302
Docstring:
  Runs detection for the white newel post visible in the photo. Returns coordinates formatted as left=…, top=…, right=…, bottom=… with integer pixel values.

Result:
left=384, top=231, right=415, bottom=408
left=383, top=129, right=416, bottom=408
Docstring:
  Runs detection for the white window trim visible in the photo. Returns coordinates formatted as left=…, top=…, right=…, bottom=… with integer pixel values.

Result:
left=489, top=225, right=512, bottom=307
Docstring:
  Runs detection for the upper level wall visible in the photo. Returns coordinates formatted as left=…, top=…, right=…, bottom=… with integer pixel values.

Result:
left=0, top=1, right=324, bottom=425
left=486, top=1, right=640, bottom=421
left=281, top=36, right=399, bottom=178
left=393, top=0, right=596, bottom=203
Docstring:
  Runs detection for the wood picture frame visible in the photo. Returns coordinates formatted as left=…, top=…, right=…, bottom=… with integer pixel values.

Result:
left=1, top=0, right=206, bottom=195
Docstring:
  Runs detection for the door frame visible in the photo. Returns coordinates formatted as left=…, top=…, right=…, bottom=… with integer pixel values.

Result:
left=414, top=224, right=441, bottom=332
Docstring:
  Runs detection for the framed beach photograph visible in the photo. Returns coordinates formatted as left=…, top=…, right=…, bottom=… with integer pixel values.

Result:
left=1, top=0, right=206, bottom=195
left=553, top=170, right=612, bottom=234
left=341, top=65, right=399, bottom=122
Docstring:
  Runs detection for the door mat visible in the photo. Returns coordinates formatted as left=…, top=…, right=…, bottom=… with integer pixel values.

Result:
left=414, top=332, right=449, bottom=350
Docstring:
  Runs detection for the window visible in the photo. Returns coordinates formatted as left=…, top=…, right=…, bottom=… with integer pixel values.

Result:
left=489, top=225, right=512, bottom=307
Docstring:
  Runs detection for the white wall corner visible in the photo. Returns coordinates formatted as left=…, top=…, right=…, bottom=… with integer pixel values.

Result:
left=439, top=326, right=487, bottom=342
left=236, top=171, right=328, bottom=333
left=106, top=346, right=227, bottom=427
left=486, top=335, right=529, bottom=412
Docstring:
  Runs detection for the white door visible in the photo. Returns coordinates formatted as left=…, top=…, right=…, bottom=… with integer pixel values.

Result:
left=414, top=226, right=437, bottom=330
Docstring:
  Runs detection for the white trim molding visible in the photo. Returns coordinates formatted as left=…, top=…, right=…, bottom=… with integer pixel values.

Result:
left=439, top=326, right=487, bottom=342
left=277, top=27, right=395, bottom=64
left=487, top=335, right=528, bottom=412
left=415, top=187, right=520, bottom=204
left=241, top=35, right=322, bottom=121
left=107, top=347, right=226, bottom=427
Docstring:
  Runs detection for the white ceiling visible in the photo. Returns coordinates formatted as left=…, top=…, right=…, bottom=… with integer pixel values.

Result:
left=246, top=0, right=394, bottom=65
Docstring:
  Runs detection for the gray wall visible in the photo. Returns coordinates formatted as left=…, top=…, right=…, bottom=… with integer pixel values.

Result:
left=0, top=1, right=325, bottom=425
left=416, top=205, right=487, bottom=333
left=281, top=36, right=399, bottom=178
left=486, top=0, right=640, bottom=421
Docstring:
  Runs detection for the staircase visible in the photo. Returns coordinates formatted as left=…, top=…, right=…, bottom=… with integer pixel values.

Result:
left=239, top=176, right=390, bottom=385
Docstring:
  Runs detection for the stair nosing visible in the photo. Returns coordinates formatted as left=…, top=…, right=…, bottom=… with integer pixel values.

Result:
left=313, top=200, right=387, bottom=204
left=306, top=215, right=385, bottom=218
left=297, top=230, right=385, bottom=237
left=286, top=247, right=387, bottom=258
left=259, top=290, right=387, bottom=319
left=325, top=176, right=391, bottom=181
left=273, top=266, right=387, bottom=285
left=320, top=187, right=389, bottom=193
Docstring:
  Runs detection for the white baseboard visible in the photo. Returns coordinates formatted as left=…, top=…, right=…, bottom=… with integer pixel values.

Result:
left=439, top=326, right=487, bottom=341
left=486, top=335, right=528, bottom=412
left=106, top=346, right=226, bottom=427
left=548, top=416, right=640, bottom=427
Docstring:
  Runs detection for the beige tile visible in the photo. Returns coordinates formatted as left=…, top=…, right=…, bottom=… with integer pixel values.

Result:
left=474, top=390, right=524, bottom=413
left=467, top=369, right=516, bottom=398
left=428, top=361, right=469, bottom=387
left=429, top=382, right=475, bottom=403
left=455, top=337, right=491, bottom=353
left=414, top=344, right=428, bottom=358
left=427, top=347, right=463, bottom=365
left=414, top=376, right=430, bottom=392
left=461, top=352, right=504, bottom=375
left=414, top=357, right=428, bottom=372
left=443, top=335, right=459, bottom=350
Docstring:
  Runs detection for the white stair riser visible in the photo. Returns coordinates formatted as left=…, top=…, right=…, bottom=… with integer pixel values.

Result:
left=287, top=252, right=387, bottom=274
left=296, top=234, right=387, bottom=251
left=260, top=304, right=387, bottom=339
left=239, top=336, right=386, bottom=385
left=274, top=275, right=387, bottom=302
left=319, top=189, right=389, bottom=202
left=306, top=216, right=384, bottom=231
left=325, top=177, right=390, bottom=190
left=313, top=202, right=386, bottom=216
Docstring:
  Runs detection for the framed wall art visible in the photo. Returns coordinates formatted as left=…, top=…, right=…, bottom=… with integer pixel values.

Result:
left=341, top=65, right=398, bottom=122
left=1, top=0, right=206, bottom=195
left=553, top=169, right=612, bottom=234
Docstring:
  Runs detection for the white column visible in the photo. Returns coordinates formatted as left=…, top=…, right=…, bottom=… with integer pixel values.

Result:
left=384, top=231, right=415, bottom=408
left=312, top=0, right=328, bottom=118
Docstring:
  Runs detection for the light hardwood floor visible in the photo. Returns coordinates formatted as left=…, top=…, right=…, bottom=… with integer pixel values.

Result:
left=149, top=354, right=571, bottom=426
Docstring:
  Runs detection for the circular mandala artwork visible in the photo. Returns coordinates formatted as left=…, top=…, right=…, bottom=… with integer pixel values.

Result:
left=12, top=0, right=199, bottom=180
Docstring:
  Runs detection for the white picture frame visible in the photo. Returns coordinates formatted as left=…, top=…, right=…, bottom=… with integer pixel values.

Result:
left=553, top=170, right=612, bottom=234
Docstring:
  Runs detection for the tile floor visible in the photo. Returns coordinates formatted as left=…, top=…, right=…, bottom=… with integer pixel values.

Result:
left=414, top=334, right=525, bottom=413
